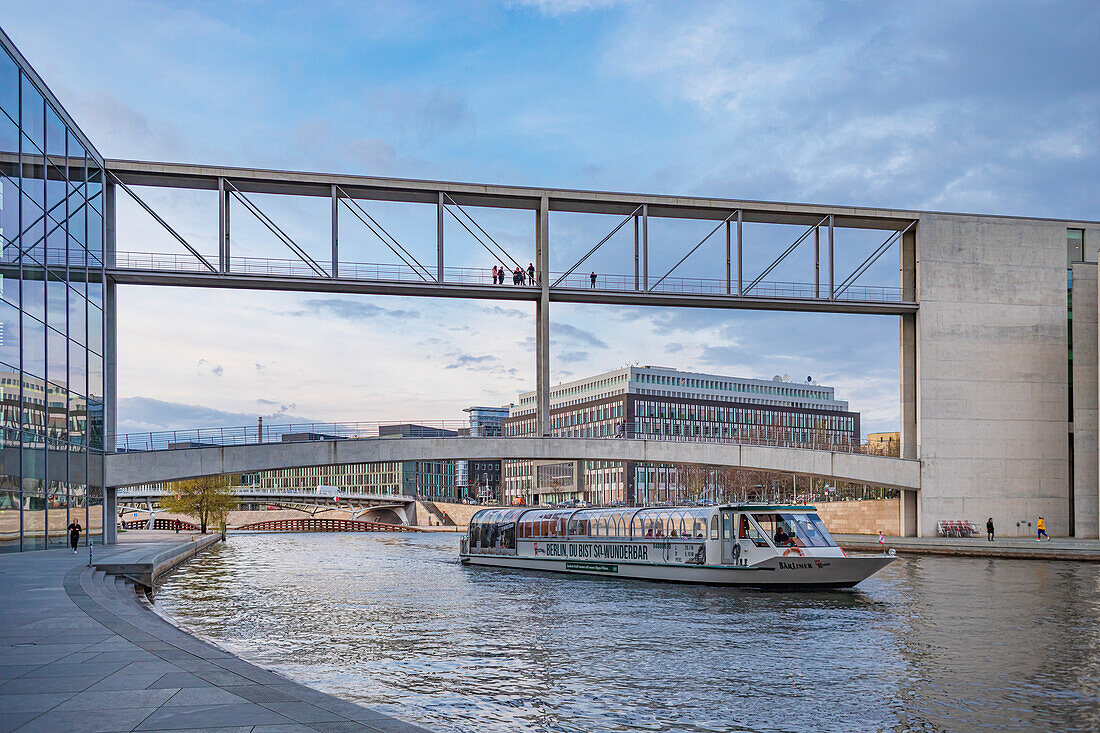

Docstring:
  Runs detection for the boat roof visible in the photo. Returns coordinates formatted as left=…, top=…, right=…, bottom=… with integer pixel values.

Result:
left=718, top=503, right=818, bottom=512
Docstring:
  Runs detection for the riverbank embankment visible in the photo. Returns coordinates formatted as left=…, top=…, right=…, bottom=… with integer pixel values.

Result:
left=0, top=533, right=430, bottom=732
left=836, top=534, right=1100, bottom=562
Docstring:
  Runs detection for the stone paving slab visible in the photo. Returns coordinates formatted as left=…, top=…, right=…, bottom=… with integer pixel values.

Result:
left=836, top=533, right=1100, bottom=561
left=0, top=541, right=432, bottom=732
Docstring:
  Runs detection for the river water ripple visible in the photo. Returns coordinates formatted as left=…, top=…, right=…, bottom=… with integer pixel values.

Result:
left=154, top=532, right=1100, bottom=732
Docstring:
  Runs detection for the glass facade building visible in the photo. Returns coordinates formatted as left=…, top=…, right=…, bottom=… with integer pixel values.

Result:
left=0, top=33, right=106, bottom=552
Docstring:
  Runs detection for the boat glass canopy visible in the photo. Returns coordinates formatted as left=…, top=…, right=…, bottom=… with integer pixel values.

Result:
left=751, top=512, right=837, bottom=548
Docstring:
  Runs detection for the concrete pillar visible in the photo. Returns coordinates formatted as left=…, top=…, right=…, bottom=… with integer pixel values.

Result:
left=104, top=277, right=118, bottom=545
left=536, top=195, right=550, bottom=436
left=899, top=225, right=919, bottom=535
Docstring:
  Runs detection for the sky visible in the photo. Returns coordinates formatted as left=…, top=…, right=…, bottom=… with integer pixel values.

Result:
left=2, top=0, right=1097, bottom=436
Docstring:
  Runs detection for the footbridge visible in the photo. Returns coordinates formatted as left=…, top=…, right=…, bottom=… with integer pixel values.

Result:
left=106, top=436, right=921, bottom=491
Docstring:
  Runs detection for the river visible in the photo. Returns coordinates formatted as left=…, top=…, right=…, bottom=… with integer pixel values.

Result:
left=154, top=532, right=1100, bottom=732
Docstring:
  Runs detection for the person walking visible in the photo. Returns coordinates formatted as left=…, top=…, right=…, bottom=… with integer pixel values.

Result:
left=497, top=264, right=505, bottom=284
left=491, top=265, right=498, bottom=285
left=527, top=262, right=536, bottom=285
left=515, top=267, right=525, bottom=285
left=1036, top=516, right=1049, bottom=541
left=174, top=518, right=181, bottom=534
left=986, top=517, right=994, bottom=542
left=67, top=520, right=81, bottom=553
left=590, top=271, right=597, bottom=288
left=877, top=530, right=887, bottom=554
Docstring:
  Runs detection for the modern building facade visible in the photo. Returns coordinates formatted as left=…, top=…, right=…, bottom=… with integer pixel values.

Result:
left=455, top=406, right=507, bottom=500
left=0, top=32, right=106, bottom=552
left=502, top=366, right=858, bottom=506
left=244, top=459, right=454, bottom=499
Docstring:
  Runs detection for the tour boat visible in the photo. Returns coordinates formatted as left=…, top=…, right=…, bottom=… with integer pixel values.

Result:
left=459, top=504, right=895, bottom=588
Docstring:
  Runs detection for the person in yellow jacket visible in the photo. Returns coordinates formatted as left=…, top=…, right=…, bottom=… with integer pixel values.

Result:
left=1036, top=516, right=1050, bottom=541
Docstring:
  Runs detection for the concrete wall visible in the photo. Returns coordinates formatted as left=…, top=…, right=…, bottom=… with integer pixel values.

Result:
left=1072, top=262, right=1097, bottom=537
left=917, top=214, right=1070, bottom=536
left=815, top=499, right=900, bottom=536
left=415, top=501, right=482, bottom=528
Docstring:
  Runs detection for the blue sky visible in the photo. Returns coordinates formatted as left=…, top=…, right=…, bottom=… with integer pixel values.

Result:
left=2, top=1, right=1097, bottom=435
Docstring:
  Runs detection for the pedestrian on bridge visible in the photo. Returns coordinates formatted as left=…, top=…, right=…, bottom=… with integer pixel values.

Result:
left=986, top=517, right=994, bottom=542
left=492, top=265, right=499, bottom=284
left=527, top=263, right=536, bottom=285
left=67, top=520, right=81, bottom=553
left=497, top=264, right=505, bottom=284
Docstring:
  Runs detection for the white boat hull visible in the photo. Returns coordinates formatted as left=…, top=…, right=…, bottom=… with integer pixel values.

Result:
left=460, top=552, right=894, bottom=588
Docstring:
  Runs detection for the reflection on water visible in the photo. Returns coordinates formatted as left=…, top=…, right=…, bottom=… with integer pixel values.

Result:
left=155, top=533, right=1100, bottom=732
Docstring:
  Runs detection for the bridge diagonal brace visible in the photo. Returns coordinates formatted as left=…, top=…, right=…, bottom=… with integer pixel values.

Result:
left=225, top=180, right=329, bottom=278
left=3, top=168, right=89, bottom=260
left=833, top=220, right=916, bottom=299
left=650, top=210, right=739, bottom=290
left=5, top=183, right=88, bottom=263
left=442, top=193, right=525, bottom=274
left=108, top=172, right=218, bottom=273
left=335, top=185, right=433, bottom=282
left=552, top=205, right=642, bottom=288
left=745, top=215, right=829, bottom=294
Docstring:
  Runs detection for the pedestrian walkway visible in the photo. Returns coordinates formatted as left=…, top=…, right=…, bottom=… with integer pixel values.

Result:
left=836, top=534, right=1100, bottom=562
left=0, top=535, right=430, bottom=732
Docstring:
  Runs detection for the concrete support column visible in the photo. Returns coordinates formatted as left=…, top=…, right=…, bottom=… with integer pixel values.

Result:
left=899, top=225, right=918, bottom=536
left=105, top=182, right=116, bottom=269
left=104, top=278, right=118, bottom=545
left=536, top=195, right=551, bottom=436
left=218, top=177, right=229, bottom=273
left=331, top=184, right=339, bottom=278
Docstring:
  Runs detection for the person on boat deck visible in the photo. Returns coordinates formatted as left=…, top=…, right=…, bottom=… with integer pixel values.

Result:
left=773, top=526, right=793, bottom=546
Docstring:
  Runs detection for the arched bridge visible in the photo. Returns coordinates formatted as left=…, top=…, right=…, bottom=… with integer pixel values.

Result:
left=106, top=437, right=921, bottom=491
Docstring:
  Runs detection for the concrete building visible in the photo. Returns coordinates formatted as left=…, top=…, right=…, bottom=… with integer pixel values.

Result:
left=502, top=366, right=859, bottom=506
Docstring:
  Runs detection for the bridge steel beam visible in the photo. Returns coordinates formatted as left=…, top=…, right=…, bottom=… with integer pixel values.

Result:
left=103, top=268, right=917, bottom=315
left=105, top=437, right=921, bottom=492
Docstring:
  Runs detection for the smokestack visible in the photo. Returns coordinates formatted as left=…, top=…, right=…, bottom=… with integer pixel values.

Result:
left=258, top=416, right=263, bottom=442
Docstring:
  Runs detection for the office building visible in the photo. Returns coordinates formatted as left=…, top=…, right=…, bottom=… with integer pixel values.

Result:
left=455, top=406, right=508, bottom=500
left=0, top=34, right=106, bottom=552
left=503, top=366, right=858, bottom=506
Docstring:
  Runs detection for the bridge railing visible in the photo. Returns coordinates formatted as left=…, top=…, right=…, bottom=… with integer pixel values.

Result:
left=108, top=251, right=904, bottom=303
left=114, top=421, right=918, bottom=460
left=113, top=420, right=469, bottom=452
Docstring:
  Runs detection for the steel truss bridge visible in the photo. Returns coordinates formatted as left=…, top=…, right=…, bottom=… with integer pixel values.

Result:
left=102, top=159, right=919, bottom=441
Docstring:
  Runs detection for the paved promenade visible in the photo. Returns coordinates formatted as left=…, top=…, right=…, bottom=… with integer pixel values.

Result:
left=0, top=535, right=430, bottom=732
left=836, top=533, right=1100, bottom=561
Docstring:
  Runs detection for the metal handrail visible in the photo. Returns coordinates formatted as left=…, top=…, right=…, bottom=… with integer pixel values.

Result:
left=101, top=250, right=905, bottom=303
left=113, top=420, right=918, bottom=461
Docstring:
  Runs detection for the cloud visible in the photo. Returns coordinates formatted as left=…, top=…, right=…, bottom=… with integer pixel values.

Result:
left=511, top=0, right=628, bottom=16
left=481, top=306, right=528, bottom=318
left=445, top=352, right=500, bottom=370
left=117, top=396, right=318, bottom=434
left=555, top=350, right=589, bottom=362
left=553, top=322, right=608, bottom=349
left=293, top=298, right=420, bottom=321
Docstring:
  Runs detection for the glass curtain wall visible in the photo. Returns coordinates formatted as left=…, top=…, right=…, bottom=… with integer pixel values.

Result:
left=0, top=37, right=105, bottom=552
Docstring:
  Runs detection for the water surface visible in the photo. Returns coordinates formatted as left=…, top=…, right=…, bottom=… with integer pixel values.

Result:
left=155, top=532, right=1100, bottom=732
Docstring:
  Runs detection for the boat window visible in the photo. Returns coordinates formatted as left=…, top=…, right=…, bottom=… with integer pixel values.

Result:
left=789, top=513, right=838, bottom=547
left=751, top=512, right=836, bottom=548
left=739, top=514, right=770, bottom=547
left=710, top=515, right=719, bottom=540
